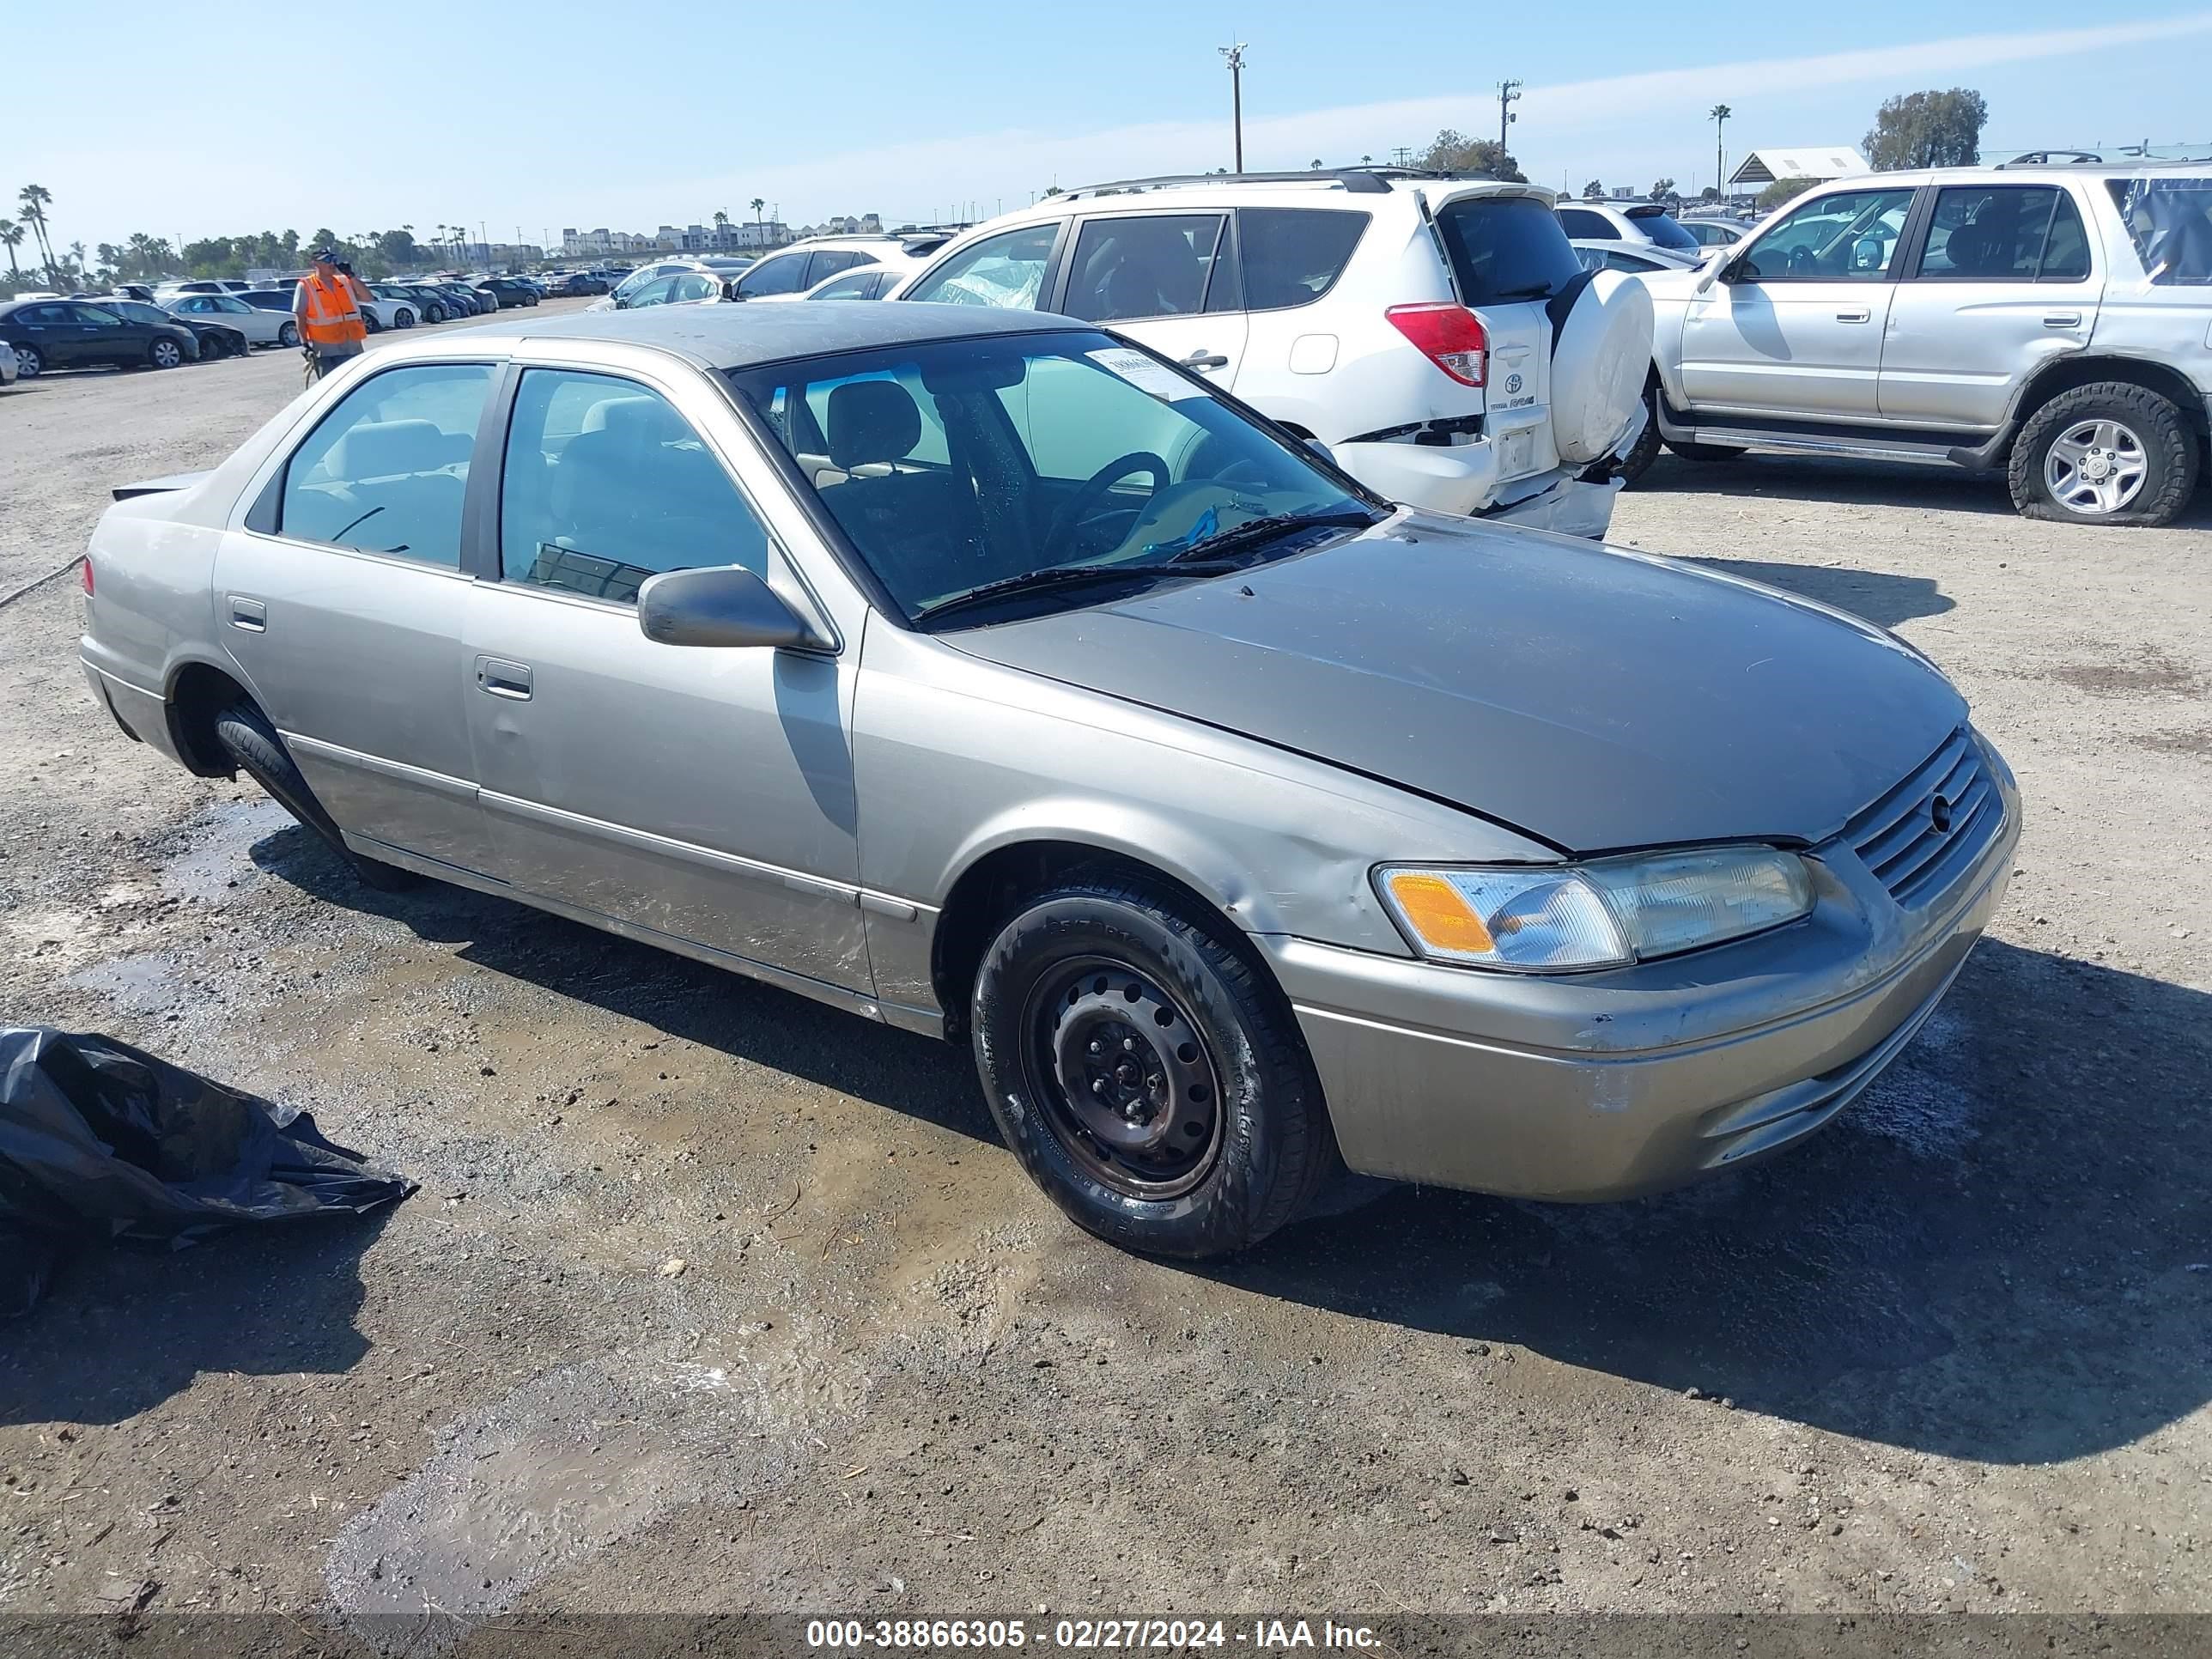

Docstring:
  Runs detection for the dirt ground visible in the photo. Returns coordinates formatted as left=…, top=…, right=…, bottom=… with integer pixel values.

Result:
left=2, top=309, right=2209, bottom=1644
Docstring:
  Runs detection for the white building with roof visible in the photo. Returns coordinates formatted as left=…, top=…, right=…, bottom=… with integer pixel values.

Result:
left=1727, top=147, right=1870, bottom=192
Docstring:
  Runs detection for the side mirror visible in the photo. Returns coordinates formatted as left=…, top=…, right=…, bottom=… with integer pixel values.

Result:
left=637, top=565, right=814, bottom=650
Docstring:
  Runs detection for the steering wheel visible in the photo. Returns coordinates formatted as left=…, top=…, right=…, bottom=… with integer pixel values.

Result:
left=1043, top=452, right=1170, bottom=557
left=1786, top=245, right=1815, bottom=276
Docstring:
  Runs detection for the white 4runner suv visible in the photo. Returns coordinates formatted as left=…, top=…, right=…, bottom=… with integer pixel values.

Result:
left=1627, top=161, right=2212, bottom=526
left=890, top=169, right=1652, bottom=538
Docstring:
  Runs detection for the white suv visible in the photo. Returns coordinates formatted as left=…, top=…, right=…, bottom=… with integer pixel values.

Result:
left=1629, top=161, right=2212, bottom=526
left=889, top=169, right=1652, bottom=537
left=732, top=233, right=951, bottom=302
left=1557, top=198, right=1715, bottom=262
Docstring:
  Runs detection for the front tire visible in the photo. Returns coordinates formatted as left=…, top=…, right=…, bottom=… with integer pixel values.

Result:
left=971, top=875, right=1335, bottom=1258
left=277, top=320, right=300, bottom=349
left=2008, top=381, right=2198, bottom=526
left=395, top=308, right=416, bottom=329
left=149, top=337, right=184, bottom=369
left=212, top=702, right=420, bottom=892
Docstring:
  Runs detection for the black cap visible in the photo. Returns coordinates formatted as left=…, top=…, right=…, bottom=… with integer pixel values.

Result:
left=311, top=247, right=338, bottom=264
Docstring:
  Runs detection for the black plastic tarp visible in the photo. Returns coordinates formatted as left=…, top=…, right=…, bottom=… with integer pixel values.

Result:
left=1, top=1027, right=414, bottom=1319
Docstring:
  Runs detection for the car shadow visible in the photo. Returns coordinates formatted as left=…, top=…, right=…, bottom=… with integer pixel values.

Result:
left=0, top=1210, right=396, bottom=1427
left=1198, top=938, right=2212, bottom=1466
left=1636, top=450, right=2212, bottom=528
left=246, top=823, right=995, bottom=1149
left=1677, top=556, right=1955, bottom=628
left=247, top=822, right=2209, bottom=1466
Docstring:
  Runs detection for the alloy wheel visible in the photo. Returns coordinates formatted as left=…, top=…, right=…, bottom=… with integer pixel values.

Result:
left=2044, top=417, right=2148, bottom=517
left=1020, top=956, right=1224, bottom=1200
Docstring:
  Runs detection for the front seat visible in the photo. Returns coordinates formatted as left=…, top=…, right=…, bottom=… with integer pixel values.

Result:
left=818, top=379, right=988, bottom=592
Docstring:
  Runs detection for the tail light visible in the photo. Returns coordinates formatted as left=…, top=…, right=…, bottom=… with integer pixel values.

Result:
left=1386, top=302, right=1488, bottom=387
left=80, top=557, right=94, bottom=597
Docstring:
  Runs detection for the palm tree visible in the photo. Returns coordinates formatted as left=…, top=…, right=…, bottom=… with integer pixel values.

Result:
left=0, top=220, right=23, bottom=285
left=18, top=185, right=58, bottom=284
left=1710, top=104, right=1732, bottom=202
left=1310, top=157, right=1324, bottom=169
left=65, top=240, right=86, bottom=282
left=749, top=197, right=766, bottom=247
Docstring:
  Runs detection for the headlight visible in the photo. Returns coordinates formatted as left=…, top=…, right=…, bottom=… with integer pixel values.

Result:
left=1377, top=847, right=1814, bottom=973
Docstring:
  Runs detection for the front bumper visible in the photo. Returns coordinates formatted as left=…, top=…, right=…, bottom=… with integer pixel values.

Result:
left=1261, top=767, right=2019, bottom=1200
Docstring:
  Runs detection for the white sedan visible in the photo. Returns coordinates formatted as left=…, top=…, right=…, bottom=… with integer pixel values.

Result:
left=355, top=291, right=419, bottom=331
left=0, top=340, right=16, bottom=386
left=163, top=291, right=300, bottom=349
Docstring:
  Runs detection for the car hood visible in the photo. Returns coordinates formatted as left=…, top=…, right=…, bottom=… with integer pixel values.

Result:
left=944, top=514, right=1966, bottom=854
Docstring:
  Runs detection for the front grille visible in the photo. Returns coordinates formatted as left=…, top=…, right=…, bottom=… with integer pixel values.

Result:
left=1844, top=727, right=2001, bottom=907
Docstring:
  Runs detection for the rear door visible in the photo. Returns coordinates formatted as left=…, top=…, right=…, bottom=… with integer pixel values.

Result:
left=1423, top=186, right=1585, bottom=479
left=1878, top=182, right=2100, bottom=428
left=1051, top=211, right=1247, bottom=388
left=70, top=304, right=143, bottom=368
left=1679, top=184, right=1917, bottom=419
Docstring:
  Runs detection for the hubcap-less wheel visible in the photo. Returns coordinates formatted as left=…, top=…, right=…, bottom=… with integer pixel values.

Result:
left=2044, top=417, right=2148, bottom=517
left=1024, top=957, right=1223, bottom=1200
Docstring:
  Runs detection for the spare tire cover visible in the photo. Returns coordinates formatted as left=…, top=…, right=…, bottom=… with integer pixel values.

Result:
left=1550, top=268, right=1654, bottom=465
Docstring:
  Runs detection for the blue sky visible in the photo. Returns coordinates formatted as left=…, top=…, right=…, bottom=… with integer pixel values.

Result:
left=12, top=1, right=2212, bottom=254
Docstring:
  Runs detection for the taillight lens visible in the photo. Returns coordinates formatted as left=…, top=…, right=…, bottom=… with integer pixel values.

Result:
left=1386, top=302, right=1488, bottom=387
left=80, top=557, right=94, bottom=596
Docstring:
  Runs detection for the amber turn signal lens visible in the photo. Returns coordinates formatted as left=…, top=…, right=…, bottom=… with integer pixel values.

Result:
left=1384, top=871, right=1496, bottom=954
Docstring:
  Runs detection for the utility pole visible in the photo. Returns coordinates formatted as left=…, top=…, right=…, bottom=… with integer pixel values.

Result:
left=1218, top=42, right=1248, bottom=173
left=1497, top=78, right=1522, bottom=155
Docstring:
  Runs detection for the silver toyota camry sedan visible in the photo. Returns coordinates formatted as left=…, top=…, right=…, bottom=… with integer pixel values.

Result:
left=77, top=303, right=2018, bottom=1257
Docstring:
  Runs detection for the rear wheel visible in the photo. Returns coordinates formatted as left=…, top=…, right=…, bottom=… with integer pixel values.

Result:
left=212, top=702, right=420, bottom=892
left=2008, top=381, right=2197, bottom=526
left=970, top=874, right=1336, bottom=1258
left=148, top=337, right=184, bottom=370
left=277, top=320, right=300, bottom=349
left=1618, top=387, right=1662, bottom=484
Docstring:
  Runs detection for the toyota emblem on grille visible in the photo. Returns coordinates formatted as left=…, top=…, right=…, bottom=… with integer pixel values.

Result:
left=1930, top=793, right=1954, bottom=832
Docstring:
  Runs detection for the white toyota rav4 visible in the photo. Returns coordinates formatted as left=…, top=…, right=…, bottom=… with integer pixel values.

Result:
left=889, top=168, right=1652, bottom=538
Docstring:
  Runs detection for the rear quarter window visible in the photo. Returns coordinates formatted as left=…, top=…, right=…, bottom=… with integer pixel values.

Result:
left=1436, top=195, right=1585, bottom=305
left=1233, top=208, right=1370, bottom=312
left=2107, top=177, right=2212, bottom=285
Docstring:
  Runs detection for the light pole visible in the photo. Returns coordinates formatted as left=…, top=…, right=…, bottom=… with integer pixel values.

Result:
left=1218, top=42, right=1248, bottom=173
left=1497, top=78, right=1522, bottom=157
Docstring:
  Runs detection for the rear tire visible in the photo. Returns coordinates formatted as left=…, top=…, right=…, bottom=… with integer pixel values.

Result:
left=2007, top=380, right=2197, bottom=527
left=1662, top=437, right=1747, bottom=462
left=277, top=321, right=299, bottom=349
left=212, top=702, right=421, bottom=892
left=11, top=344, right=40, bottom=378
left=970, top=874, right=1337, bottom=1259
left=1618, top=388, right=1662, bottom=484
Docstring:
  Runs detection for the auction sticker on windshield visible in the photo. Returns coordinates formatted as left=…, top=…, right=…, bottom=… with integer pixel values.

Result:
left=1088, top=347, right=1206, bottom=401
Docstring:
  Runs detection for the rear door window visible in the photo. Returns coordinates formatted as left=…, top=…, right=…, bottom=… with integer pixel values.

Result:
left=802, top=249, right=872, bottom=285
left=1916, top=185, right=2092, bottom=282
left=736, top=253, right=810, bottom=297
left=1234, top=208, right=1368, bottom=311
left=1626, top=206, right=1700, bottom=251
left=1434, top=195, right=1585, bottom=304
left=1558, top=206, right=1616, bottom=240
left=278, top=362, right=496, bottom=567
left=1062, top=215, right=1225, bottom=322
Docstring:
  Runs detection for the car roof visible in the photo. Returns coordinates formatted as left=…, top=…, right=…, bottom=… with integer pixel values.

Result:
left=967, top=171, right=1543, bottom=227
left=447, top=300, right=1079, bottom=369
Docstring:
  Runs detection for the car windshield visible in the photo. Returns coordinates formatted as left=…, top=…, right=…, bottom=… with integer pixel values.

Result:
left=2107, top=176, right=2212, bottom=284
left=727, top=329, right=1382, bottom=627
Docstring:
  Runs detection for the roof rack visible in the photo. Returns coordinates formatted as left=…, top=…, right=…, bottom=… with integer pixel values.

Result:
left=1996, top=149, right=2212, bottom=168
left=1055, top=165, right=1503, bottom=202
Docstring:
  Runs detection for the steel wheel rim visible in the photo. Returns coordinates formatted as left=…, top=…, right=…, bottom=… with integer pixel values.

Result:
left=1020, top=955, right=1224, bottom=1200
left=2045, top=417, right=2148, bottom=517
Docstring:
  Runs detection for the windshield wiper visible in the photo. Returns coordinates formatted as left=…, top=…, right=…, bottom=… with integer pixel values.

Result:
left=1159, top=507, right=1380, bottom=565
left=912, top=560, right=1238, bottom=625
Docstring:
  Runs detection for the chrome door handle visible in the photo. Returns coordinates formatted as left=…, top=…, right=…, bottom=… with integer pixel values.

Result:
left=226, top=595, right=266, bottom=632
left=1178, top=350, right=1230, bottom=370
left=2042, top=312, right=2082, bottom=328
left=476, top=656, right=532, bottom=701
left=1834, top=308, right=1871, bottom=324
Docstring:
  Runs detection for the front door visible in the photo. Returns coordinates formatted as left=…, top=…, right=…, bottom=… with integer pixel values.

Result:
left=1677, top=185, right=1917, bottom=421
left=213, top=358, right=501, bottom=872
left=1879, top=183, right=2101, bottom=428
left=1055, top=212, right=1249, bottom=388
left=464, top=364, right=870, bottom=992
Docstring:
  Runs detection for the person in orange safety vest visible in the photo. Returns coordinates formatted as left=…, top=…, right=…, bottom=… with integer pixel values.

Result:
left=293, top=247, right=373, bottom=380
